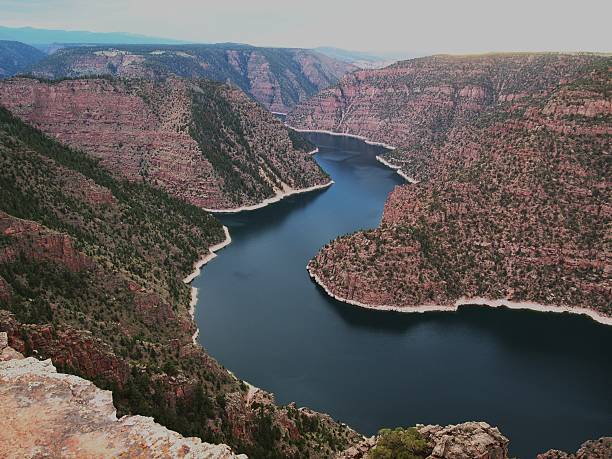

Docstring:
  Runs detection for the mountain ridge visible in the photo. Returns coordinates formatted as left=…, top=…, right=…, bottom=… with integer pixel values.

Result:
left=26, top=44, right=356, bottom=112
left=0, top=75, right=329, bottom=211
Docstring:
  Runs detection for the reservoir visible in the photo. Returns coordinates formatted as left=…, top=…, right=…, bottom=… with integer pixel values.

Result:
left=194, top=132, right=612, bottom=458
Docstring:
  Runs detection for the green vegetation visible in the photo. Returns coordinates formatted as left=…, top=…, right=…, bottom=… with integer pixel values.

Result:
left=370, top=427, right=430, bottom=459
left=288, top=128, right=316, bottom=152
left=0, top=104, right=238, bottom=444
left=188, top=80, right=273, bottom=203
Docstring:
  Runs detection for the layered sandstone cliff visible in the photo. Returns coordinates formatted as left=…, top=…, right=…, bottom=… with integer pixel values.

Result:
left=0, top=76, right=329, bottom=210
left=292, top=54, right=611, bottom=319
left=29, top=44, right=356, bottom=113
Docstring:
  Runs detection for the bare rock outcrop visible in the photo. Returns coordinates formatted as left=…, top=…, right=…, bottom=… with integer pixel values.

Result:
left=335, top=421, right=509, bottom=459
left=0, top=342, right=246, bottom=459
left=537, top=437, right=612, bottom=459
left=418, top=422, right=509, bottom=459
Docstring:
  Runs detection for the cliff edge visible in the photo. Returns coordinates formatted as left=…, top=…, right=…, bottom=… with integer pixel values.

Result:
left=0, top=332, right=246, bottom=459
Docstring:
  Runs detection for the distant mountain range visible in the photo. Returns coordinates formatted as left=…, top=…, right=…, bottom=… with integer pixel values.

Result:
left=0, top=25, right=187, bottom=46
left=24, top=43, right=356, bottom=112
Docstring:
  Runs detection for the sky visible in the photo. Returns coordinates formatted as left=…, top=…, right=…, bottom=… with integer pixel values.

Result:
left=1, top=0, right=611, bottom=54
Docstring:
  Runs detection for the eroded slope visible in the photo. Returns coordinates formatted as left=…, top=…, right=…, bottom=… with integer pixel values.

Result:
left=0, top=76, right=328, bottom=210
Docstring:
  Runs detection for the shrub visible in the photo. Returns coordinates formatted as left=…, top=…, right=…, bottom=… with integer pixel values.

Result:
left=369, top=427, right=430, bottom=459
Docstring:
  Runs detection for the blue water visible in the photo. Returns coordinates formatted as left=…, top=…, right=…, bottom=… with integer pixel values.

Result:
left=194, top=132, right=612, bottom=458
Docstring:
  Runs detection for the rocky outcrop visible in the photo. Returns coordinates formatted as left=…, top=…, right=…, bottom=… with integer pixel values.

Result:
left=335, top=436, right=377, bottom=458
left=0, top=337, right=246, bottom=459
left=336, top=422, right=509, bottom=459
left=418, top=422, right=509, bottom=459
left=0, top=211, right=94, bottom=272
left=0, top=331, right=23, bottom=361
left=29, top=44, right=356, bottom=112
left=537, top=437, right=612, bottom=458
left=297, top=54, right=611, bottom=319
left=0, top=76, right=328, bottom=210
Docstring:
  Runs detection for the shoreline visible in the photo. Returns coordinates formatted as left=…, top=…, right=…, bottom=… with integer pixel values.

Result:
left=183, top=226, right=232, bottom=343
left=203, top=179, right=333, bottom=214
left=307, top=265, right=612, bottom=326
left=296, top=127, right=612, bottom=326
left=287, top=125, right=418, bottom=182
left=287, top=126, right=398, bottom=151
left=375, top=155, right=419, bottom=183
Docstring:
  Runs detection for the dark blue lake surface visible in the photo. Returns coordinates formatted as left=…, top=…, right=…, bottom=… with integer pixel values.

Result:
left=194, top=133, right=612, bottom=458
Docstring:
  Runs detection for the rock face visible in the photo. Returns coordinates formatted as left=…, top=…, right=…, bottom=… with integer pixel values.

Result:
left=29, top=44, right=356, bottom=112
left=418, top=422, right=509, bottom=459
left=0, top=337, right=245, bottom=459
left=537, top=437, right=612, bottom=458
left=294, top=53, right=611, bottom=319
left=0, top=76, right=328, bottom=210
left=0, top=211, right=95, bottom=272
left=0, top=40, right=45, bottom=78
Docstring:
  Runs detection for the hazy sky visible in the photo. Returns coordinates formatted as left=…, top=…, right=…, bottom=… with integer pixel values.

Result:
left=2, top=0, right=611, bottom=54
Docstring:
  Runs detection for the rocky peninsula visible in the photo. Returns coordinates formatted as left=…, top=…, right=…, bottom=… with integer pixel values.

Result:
left=290, top=53, right=612, bottom=322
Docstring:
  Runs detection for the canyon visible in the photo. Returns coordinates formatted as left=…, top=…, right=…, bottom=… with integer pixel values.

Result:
left=288, top=53, right=612, bottom=320
left=26, top=44, right=356, bottom=113
left=9, top=328, right=607, bottom=459
left=0, top=108, right=363, bottom=457
left=0, top=76, right=329, bottom=211
left=0, top=333, right=520, bottom=459
left=0, top=47, right=610, bottom=457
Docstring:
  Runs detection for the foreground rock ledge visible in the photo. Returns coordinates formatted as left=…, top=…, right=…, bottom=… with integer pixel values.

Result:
left=0, top=333, right=246, bottom=459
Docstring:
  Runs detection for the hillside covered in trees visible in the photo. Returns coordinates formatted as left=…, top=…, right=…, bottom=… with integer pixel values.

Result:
left=0, top=107, right=362, bottom=458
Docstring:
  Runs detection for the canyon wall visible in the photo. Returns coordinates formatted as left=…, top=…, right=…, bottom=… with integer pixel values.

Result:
left=28, top=44, right=356, bottom=113
left=290, top=54, right=612, bottom=318
left=0, top=107, right=361, bottom=457
left=0, top=76, right=329, bottom=210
